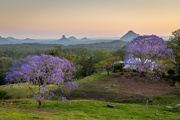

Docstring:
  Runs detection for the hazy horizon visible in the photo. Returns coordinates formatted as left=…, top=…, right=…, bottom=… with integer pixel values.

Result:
left=0, top=0, right=180, bottom=39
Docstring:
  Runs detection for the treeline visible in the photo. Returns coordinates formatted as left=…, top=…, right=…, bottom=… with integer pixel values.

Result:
left=0, top=43, right=57, bottom=58
left=68, top=40, right=127, bottom=51
left=49, top=46, right=124, bottom=78
left=0, top=43, right=125, bottom=85
left=0, top=40, right=127, bottom=59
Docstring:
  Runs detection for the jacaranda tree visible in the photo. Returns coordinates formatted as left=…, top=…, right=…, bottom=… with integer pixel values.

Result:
left=6, top=54, right=78, bottom=108
left=123, top=35, right=174, bottom=79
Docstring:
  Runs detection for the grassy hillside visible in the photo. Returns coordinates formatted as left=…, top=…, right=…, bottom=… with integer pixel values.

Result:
left=0, top=72, right=179, bottom=119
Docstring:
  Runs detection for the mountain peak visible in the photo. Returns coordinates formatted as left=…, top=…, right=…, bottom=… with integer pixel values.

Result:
left=81, top=37, right=89, bottom=40
left=68, top=36, right=78, bottom=40
left=62, top=35, right=66, bottom=39
left=120, top=30, right=139, bottom=41
left=57, top=35, right=69, bottom=42
left=127, top=30, right=134, bottom=33
left=60, top=35, right=68, bottom=40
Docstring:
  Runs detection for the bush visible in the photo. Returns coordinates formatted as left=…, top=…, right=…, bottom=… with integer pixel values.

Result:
left=113, top=63, right=123, bottom=72
left=0, top=90, right=8, bottom=99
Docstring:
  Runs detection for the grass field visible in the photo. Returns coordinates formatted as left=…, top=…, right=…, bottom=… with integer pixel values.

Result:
left=0, top=98, right=180, bottom=120
left=0, top=72, right=180, bottom=119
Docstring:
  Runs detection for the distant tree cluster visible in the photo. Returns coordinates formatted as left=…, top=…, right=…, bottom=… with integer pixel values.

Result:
left=49, top=46, right=124, bottom=77
left=0, top=43, right=125, bottom=85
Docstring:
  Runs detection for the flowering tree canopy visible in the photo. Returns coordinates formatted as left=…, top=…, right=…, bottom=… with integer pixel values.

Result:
left=123, top=35, right=174, bottom=78
left=6, top=54, right=78, bottom=108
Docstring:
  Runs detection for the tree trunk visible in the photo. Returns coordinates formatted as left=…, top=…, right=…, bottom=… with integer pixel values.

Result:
left=107, top=70, right=109, bottom=76
left=38, top=100, right=42, bottom=108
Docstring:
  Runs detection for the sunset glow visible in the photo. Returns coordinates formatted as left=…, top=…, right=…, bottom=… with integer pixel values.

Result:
left=0, top=0, right=180, bottom=38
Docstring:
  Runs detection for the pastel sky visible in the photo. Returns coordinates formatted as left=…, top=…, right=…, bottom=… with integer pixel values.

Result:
left=0, top=0, right=180, bottom=39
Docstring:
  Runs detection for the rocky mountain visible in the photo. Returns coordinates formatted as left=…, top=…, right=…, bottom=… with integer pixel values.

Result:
left=58, top=35, right=69, bottom=41
left=120, top=30, right=139, bottom=41
left=56, top=35, right=74, bottom=46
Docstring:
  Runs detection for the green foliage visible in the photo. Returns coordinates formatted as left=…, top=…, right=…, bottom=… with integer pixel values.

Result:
left=167, top=29, right=180, bottom=74
left=111, top=49, right=125, bottom=59
left=0, top=90, right=8, bottom=99
left=94, top=57, right=121, bottom=75
left=49, top=45, right=64, bottom=58
left=93, top=49, right=113, bottom=75
left=0, top=43, right=57, bottom=60
left=113, top=63, right=124, bottom=72
left=93, top=48, right=112, bottom=63
left=94, top=61, right=107, bottom=73
left=0, top=59, right=13, bottom=85
left=153, top=96, right=162, bottom=101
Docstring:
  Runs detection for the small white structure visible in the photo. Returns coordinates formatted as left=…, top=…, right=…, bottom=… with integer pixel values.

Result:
left=114, top=58, right=155, bottom=71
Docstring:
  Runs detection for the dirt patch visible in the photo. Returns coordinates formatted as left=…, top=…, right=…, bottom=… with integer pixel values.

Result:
left=102, top=73, right=173, bottom=98
left=55, top=72, right=175, bottom=103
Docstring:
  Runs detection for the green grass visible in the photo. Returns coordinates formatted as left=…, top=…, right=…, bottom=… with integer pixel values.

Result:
left=0, top=83, right=32, bottom=99
left=0, top=72, right=179, bottom=119
left=74, top=72, right=110, bottom=84
left=0, top=72, right=108, bottom=99
left=0, top=83, right=56, bottom=99
left=0, top=98, right=179, bottom=120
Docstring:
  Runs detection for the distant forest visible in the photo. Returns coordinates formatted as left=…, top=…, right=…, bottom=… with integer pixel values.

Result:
left=0, top=41, right=126, bottom=85
left=0, top=40, right=127, bottom=59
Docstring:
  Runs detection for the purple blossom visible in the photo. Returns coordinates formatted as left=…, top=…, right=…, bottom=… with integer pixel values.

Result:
left=123, top=35, right=174, bottom=79
left=10, top=85, right=13, bottom=88
left=6, top=54, right=78, bottom=108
